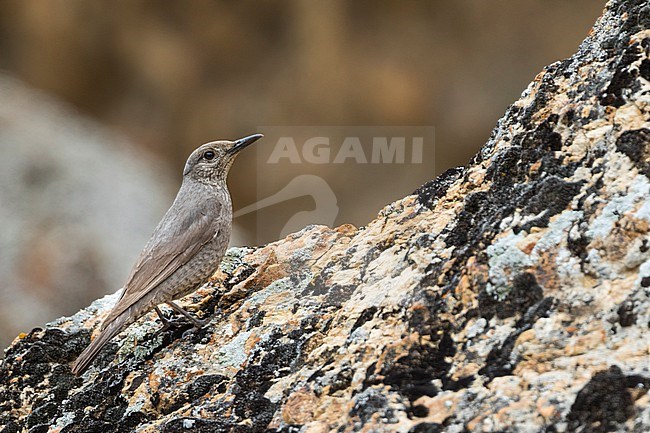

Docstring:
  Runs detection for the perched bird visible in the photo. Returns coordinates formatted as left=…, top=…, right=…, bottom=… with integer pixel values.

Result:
left=72, top=134, right=263, bottom=375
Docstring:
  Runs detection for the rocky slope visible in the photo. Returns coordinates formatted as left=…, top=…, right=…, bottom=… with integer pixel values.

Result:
left=1, top=0, right=649, bottom=432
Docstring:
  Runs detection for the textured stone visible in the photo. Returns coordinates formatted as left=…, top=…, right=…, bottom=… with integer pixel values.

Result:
left=2, top=1, right=650, bottom=432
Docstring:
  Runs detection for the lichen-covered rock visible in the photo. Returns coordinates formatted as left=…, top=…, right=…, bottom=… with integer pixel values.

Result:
left=2, top=1, right=650, bottom=432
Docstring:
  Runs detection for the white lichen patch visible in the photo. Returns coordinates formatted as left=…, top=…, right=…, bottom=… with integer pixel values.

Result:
left=213, top=329, right=252, bottom=369
left=49, top=411, right=77, bottom=431
left=588, top=174, right=650, bottom=241
left=486, top=231, right=533, bottom=299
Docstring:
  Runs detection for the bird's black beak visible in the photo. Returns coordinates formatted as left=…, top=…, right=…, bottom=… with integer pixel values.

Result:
left=227, top=134, right=263, bottom=155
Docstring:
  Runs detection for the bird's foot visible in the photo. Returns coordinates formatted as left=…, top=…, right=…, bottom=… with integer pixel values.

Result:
left=155, top=306, right=186, bottom=331
left=166, top=301, right=211, bottom=330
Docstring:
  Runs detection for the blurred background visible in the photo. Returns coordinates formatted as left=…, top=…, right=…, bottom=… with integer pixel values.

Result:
left=0, top=0, right=605, bottom=351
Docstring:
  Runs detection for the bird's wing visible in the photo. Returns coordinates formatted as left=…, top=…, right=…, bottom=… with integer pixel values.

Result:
left=101, top=194, right=222, bottom=328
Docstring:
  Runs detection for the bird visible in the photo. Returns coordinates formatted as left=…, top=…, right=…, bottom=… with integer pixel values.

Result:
left=71, top=133, right=263, bottom=375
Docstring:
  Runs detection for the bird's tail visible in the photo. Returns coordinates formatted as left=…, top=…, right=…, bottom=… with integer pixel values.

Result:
left=71, top=312, right=130, bottom=376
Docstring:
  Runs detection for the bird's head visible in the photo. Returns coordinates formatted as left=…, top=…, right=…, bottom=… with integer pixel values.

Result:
left=183, top=134, right=263, bottom=184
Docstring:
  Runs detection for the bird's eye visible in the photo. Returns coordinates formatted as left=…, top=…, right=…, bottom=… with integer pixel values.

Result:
left=203, top=150, right=215, bottom=161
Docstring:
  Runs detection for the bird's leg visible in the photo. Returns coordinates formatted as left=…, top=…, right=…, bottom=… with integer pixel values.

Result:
left=155, top=306, right=178, bottom=331
left=166, top=301, right=211, bottom=329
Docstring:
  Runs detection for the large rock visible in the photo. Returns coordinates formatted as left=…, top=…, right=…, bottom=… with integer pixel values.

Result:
left=1, top=1, right=649, bottom=432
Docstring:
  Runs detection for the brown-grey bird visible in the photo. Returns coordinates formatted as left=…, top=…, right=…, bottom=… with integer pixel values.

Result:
left=71, top=134, right=263, bottom=375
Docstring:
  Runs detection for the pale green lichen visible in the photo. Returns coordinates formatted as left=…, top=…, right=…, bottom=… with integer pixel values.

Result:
left=247, top=277, right=294, bottom=307
left=116, top=321, right=163, bottom=365
left=219, top=246, right=254, bottom=274
left=215, top=329, right=252, bottom=369
left=486, top=231, right=532, bottom=300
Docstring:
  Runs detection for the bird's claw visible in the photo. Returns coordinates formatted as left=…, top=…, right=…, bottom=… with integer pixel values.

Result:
left=155, top=304, right=211, bottom=332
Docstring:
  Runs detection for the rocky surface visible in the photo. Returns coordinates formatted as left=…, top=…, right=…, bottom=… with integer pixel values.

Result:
left=1, top=0, right=650, bottom=432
